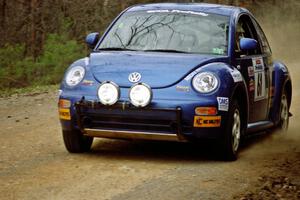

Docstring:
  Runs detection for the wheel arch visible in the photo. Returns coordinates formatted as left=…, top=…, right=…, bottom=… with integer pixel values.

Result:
left=284, top=79, right=292, bottom=109
left=271, top=61, right=292, bottom=124
left=230, top=83, right=249, bottom=135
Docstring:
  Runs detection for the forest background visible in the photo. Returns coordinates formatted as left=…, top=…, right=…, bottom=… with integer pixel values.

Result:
left=0, top=0, right=299, bottom=91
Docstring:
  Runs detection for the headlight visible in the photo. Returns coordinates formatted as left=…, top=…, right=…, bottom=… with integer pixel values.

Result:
left=98, top=81, right=120, bottom=105
left=129, top=83, right=152, bottom=107
left=65, top=66, right=85, bottom=86
left=192, top=72, right=219, bottom=93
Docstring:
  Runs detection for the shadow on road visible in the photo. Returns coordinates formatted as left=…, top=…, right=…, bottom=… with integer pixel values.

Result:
left=90, top=139, right=219, bottom=162
left=86, top=130, right=277, bottom=162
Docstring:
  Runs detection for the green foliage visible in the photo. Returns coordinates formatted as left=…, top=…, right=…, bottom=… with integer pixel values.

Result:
left=36, top=34, right=85, bottom=84
left=0, top=44, right=28, bottom=89
left=0, top=34, right=85, bottom=90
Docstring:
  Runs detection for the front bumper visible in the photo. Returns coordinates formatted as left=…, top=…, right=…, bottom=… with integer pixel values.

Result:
left=75, top=99, right=187, bottom=141
left=59, top=97, right=228, bottom=142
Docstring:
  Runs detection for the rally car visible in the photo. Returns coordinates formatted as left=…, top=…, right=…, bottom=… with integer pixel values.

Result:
left=58, top=3, right=292, bottom=160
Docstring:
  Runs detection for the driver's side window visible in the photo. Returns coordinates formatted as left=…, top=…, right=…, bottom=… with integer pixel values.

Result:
left=235, top=15, right=261, bottom=57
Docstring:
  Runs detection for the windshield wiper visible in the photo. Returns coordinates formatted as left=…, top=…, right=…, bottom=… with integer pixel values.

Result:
left=97, top=47, right=136, bottom=51
left=143, top=49, right=189, bottom=53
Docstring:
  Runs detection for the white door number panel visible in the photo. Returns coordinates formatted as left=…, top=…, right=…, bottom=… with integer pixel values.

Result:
left=252, top=57, right=267, bottom=101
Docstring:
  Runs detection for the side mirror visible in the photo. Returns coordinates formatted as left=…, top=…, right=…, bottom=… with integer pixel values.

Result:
left=85, top=32, right=99, bottom=49
left=240, top=38, right=258, bottom=51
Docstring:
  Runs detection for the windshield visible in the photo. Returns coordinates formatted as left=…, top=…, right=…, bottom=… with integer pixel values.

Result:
left=98, top=10, right=229, bottom=55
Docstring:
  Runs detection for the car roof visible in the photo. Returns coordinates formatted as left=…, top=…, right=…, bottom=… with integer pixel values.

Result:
left=127, top=3, right=249, bottom=17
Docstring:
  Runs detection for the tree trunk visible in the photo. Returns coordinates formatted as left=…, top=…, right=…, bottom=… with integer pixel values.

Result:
left=0, top=0, right=6, bottom=27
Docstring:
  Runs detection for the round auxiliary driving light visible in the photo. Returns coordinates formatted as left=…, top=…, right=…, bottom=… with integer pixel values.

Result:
left=129, top=83, right=152, bottom=107
left=98, top=81, right=120, bottom=105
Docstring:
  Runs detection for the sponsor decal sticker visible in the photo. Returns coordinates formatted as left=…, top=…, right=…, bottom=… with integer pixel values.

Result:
left=59, top=108, right=71, bottom=120
left=217, top=97, right=229, bottom=111
left=249, top=78, right=255, bottom=92
left=252, top=57, right=267, bottom=101
left=253, top=57, right=264, bottom=72
left=256, top=59, right=261, bottom=65
left=147, top=10, right=171, bottom=13
left=147, top=10, right=208, bottom=16
left=248, top=66, right=255, bottom=77
left=194, top=116, right=221, bottom=127
left=212, top=48, right=224, bottom=55
left=81, top=80, right=94, bottom=86
left=230, top=69, right=243, bottom=82
left=176, top=85, right=190, bottom=92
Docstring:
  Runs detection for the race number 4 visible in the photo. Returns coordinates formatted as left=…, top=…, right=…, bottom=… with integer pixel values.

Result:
left=252, top=57, right=267, bottom=101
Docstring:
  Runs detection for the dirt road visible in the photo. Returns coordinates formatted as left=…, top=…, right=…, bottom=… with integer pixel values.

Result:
left=0, top=61, right=299, bottom=200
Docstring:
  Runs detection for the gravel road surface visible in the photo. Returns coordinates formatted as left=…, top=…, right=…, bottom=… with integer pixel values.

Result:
left=0, top=61, right=299, bottom=200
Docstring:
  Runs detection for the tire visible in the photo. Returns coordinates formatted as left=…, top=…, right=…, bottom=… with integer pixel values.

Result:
left=279, top=89, right=289, bottom=132
left=221, top=99, right=242, bottom=161
left=62, top=130, right=93, bottom=153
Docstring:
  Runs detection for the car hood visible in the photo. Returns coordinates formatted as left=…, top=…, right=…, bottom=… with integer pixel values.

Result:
left=89, top=51, right=225, bottom=88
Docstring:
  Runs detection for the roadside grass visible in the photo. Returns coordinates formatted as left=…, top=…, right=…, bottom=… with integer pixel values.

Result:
left=0, top=84, right=59, bottom=98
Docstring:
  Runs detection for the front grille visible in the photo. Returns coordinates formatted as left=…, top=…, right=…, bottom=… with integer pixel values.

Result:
left=74, top=99, right=190, bottom=135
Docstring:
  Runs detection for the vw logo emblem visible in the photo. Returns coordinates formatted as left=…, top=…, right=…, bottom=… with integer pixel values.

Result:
left=128, top=72, right=141, bottom=83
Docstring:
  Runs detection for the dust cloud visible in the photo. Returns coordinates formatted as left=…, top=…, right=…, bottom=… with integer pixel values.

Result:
left=252, top=0, right=300, bottom=62
left=252, top=0, right=300, bottom=142
left=238, top=4, right=300, bottom=194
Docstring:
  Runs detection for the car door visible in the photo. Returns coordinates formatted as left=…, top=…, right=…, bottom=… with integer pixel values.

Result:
left=233, top=14, right=271, bottom=123
left=252, top=18, right=274, bottom=117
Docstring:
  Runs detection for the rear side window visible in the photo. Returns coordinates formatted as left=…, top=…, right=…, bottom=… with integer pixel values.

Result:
left=252, top=20, right=272, bottom=55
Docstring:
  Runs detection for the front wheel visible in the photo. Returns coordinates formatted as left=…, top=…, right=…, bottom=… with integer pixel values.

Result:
left=62, top=130, right=93, bottom=153
left=221, top=100, right=242, bottom=161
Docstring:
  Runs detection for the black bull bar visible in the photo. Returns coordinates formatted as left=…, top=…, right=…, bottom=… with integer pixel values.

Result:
left=74, top=98, right=187, bottom=142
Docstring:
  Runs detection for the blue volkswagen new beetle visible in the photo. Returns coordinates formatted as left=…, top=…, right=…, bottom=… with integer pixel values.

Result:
left=58, top=3, right=292, bottom=160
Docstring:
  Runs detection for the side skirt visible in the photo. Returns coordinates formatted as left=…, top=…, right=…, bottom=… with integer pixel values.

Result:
left=246, top=121, right=274, bottom=135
